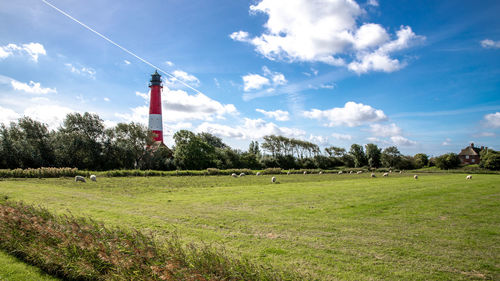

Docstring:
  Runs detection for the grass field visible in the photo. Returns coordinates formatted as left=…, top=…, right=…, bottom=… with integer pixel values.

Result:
left=0, top=173, right=499, bottom=280
left=0, top=250, right=59, bottom=281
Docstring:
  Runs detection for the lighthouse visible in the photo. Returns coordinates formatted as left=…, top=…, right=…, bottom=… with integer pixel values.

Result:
left=148, top=70, right=163, bottom=143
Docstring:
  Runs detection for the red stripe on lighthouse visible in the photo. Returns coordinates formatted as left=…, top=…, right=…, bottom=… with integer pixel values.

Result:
left=148, top=70, right=163, bottom=143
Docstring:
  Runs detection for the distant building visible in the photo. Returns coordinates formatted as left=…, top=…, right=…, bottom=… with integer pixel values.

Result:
left=458, top=143, right=486, bottom=165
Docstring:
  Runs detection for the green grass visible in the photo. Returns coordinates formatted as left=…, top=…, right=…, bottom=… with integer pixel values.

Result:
left=0, top=250, right=59, bottom=281
left=0, top=173, right=499, bottom=280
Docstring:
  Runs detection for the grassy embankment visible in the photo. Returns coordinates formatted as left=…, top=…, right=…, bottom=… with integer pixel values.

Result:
left=0, top=173, right=499, bottom=280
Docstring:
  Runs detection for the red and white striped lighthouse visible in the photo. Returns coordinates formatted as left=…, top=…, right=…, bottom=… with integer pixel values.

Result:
left=148, top=70, right=163, bottom=143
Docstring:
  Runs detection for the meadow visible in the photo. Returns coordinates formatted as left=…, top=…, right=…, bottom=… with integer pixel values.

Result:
left=0, top=173, right=499, bottom=280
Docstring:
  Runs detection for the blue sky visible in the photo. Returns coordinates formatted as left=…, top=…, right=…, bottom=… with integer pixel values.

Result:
left=1, top=0, right=499, bottom=156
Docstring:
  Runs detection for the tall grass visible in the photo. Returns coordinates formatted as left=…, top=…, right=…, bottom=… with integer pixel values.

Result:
left=0, top=199, right=303, bottom=281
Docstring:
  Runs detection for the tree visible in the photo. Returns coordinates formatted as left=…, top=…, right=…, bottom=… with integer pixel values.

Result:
left=54, top=112, right=105, bottom=169
left=112, top=122, right=155, bottom=169
left=365, top=143, right=381, bottom=168
left=349, top=144, right=367, bottom=168
left=198, top=132, right=227, bottom=149
left=173, top=130, right=215, bottom=170
left=381, top=146, right=402, bottom=168
left=414, top=153, right=429, bottom=168
left=480, top=149, right=500, bottom=170
left=435, top=153, right=461, bottom=170
left=248, top=141, right=260, bottom=155
left=325, top=146, right=346, bottom=157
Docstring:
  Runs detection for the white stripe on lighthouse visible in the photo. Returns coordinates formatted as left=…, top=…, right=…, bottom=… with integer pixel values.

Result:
left=148, top=114, right=163, bottom=131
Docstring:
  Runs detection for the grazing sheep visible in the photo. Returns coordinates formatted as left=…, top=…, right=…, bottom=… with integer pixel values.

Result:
left=349, top=171, right=353, bottom=174
left=231, top=173, right=237, bottom=178
left=319, top=171, right=323, bottom=175
left=338, top=171, right=343, bottom=174
left=371, top=173, right=376, bottom=178
left=383, top=173, right=389, bottom=177
left=75, top=176, right=86, bottom=183
left=90, top=175, right=97, bottom=182
left=256, top=172, right=261, bottom=176
left=357, top=171, right=362, bottom=174
left=389, top=170, right=392, bottom=173
left=303, top=171, right=307, bottom=175
left=399, top=171, right=402, bottom=174
left=466, top=175, right=472, bottom=180
left=287, top=171, right=291, bottom=175
left=414, top=175, right=418, bottom=180
left=239, top=173, right=245, bottom=177
left=271, top=176, right=276, bottom=183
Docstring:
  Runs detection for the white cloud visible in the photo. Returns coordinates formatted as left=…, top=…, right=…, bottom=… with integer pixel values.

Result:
left=166, top=70, right=200, bottom=87
left=165, top=61, right=174, bottom=66
left=367, top=0, right=379, bottom=6
left=124, top=60, right=131, bottom=65
left=231, top=0, right=423, bottom=73
left=369, top=123, right=402, bottom=137
left=479, top=132, right=495, bottom=137
left=115, top=105, right=149, bottom=125
left=242, top=74, right=270, bottom=91
left=214, top=78, right=220, bottom=88
left=103, top=97, right=110, bottom=102
left=262, top=66, right=287, bottom=85
left=256, top=108, right=290, bottom=121
left=23, top=105, right=75, bottom=129
left=196, top=118, right=305, bottom=140
left=65, top=63, right=96, bottom=79
left=390, top=135, right=417, bottom=146
left=484, top=112, right=500, bottom=128
left=135, top=91, right=149, bottom=100
left=0, top=42, right=46, bottom=62
left=442, top=138, right=452, bottom=146
left=309, top=134, right=329, bottom=145
left=331, top=133, right=352, bottom=141
left=11, top=80, right=57, bottom=95
left=481, top=39, right=500, bottom=49
left=0, top=106, right=20, bottom=125
left=303, top=101, right=387, bottom=127
left=229, top=31, right=250, bottom=42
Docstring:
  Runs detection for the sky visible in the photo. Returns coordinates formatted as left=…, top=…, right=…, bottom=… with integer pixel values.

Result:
left=0, top=0, right=499, bottom=156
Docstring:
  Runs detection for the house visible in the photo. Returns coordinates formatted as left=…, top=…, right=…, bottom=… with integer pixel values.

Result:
left=458, top=143, right=486, bottom=165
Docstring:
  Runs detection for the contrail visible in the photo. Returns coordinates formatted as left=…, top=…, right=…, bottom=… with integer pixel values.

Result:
left=40, top=0, right=203, bottom=95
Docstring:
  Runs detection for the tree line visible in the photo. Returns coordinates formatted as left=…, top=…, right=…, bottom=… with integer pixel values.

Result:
left=1, top=112, right=498, bottom=171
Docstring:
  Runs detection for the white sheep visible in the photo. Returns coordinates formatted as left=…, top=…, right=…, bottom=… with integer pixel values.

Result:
left=75, top=175, right=86, bottom=183
left=389, top=170, right=392, bottom=173
left=231, top=173, right=237, bottom=177
left=239, top=173, right=245, bottom=177
left=414, top=175, right=418, bottom=180
left=349, top=171, right=353, bottom=174
left=399, top=171, right=402, bottom=174
left=90, top=175, right=97, bottom=182
left=371, top=173, right=376, bottom=178
left=338, top=171, right=343, bottom=174
left=319, top=171, right=323, bottom=175
left=357, top=171, right=362, bottom=174
left=271, top=176, right=276, bottom=183
left=287, top=171, right=291, bottom=175
left=256, top=172, right=261, bottom=176
left=466, top=175, right=472, bottom=180
left=303, top=171, right=307, bottom=175
left=383, top=173, right=389, bottom=177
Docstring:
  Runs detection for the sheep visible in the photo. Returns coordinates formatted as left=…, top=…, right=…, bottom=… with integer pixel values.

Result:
left=303, top=171, right=307, bottom=175
left=357, top=171, right=362, bottom=174
left=287, top=171, right=291, bottom=175
left=370, top=173, right=376, bottom=178
left=466, top=175, right=472, bottom=180
left=349, top=171, right=353, bottom=174
left=414, top=175, right=418, bottom=180
left=256, top=172, right=261, bottom=176
left=338, top=171, right=343, bottom=174
left=383, top=173, right=389, bottom=177
left=271, top=176, right=276, bottom=183
left=231, top=173, right=237, bottom=178
left=75, top=175, right=86, bottom=183
left=319, top=171, right=323, bottom=175
left=399, top=171, right=403, bottom=174
left=90, top=175, right=97, bottom=182
left=389, top=170, right=392, bottom=173
left=239, top=173, right=245, bottom=177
